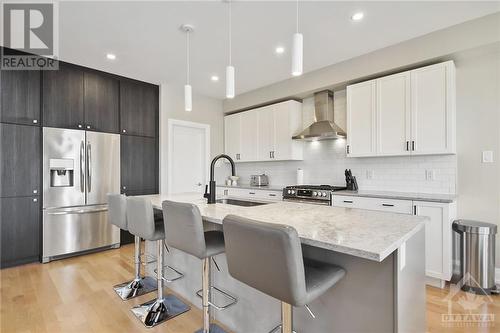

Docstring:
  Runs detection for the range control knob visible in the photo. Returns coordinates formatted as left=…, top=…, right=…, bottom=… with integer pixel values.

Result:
left=291, top=190, right=296, bottom=194
left=313, top=191, right=317, bottom=196
left=322, top=192, right=327, bottom=197
left=287, top=190, right=291, bottom=194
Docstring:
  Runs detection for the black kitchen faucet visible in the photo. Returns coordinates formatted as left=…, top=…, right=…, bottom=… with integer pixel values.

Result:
left=204, top=154, right=236, bottom=204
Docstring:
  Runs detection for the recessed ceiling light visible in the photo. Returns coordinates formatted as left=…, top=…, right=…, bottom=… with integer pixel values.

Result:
left=211, top=75, right=219, bottom=82
left=275, top=46, right=285, bottom=54
left=351, top=12, right=364, bottom=21
left=106, top=53, right=116, bottom=60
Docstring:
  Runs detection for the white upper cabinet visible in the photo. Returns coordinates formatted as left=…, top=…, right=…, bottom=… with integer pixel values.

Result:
left=346, top=81, right=376, bottom=157
left=239, top=110, right=259, bottom=161
left=411, top=62, right=456, bottom=155
left=224, top=113, right=241, bottom=161
left=376, top=72, right=411, bottom=156
left=346, top=61, right=456, bottom=157
left=224, top=100, right=303, bottom=162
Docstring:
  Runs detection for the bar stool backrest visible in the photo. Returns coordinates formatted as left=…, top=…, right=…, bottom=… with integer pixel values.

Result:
left=162, top=201, right=207, bottom=259
left=107, top=194, right=127, bottom=230
left=222, top=215, right=307, bottom=306
left=126, top=197, right=157, bottom=240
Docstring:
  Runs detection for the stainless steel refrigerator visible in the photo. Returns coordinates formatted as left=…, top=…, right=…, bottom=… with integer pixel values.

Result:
left=42, top=127, right=120, bottom=262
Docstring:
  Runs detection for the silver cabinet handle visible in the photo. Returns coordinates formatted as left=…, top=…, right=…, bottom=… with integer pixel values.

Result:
left=32, top=119, right=38, bottom=124
left=382, top=204, right=394, bottom=207
left=122, top=129, right=126, bottom=133
left=33, top=189, right=38, bottom=194
left=80, top=141, right=85, bottom=193
left=78, top=124, right=83, bottom=129
left=343, top=200, right=353, bottom=203
left=47, top=208, right=108, bottom=215
left=87, top=142, right=92, bottom=193
left=196, top=182, right=202, bottom=186
left=249, top=192, right=256, bottom=195
left=269, top=194, right=277, bottom=197
left=86, top=125, right=91, bottom=129
left=33, top=198, right=38, bottom=202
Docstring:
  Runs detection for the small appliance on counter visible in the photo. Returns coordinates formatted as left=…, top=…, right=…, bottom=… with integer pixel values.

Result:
left=345, top=169, right=358, bottom=191
left=229, top=176, right=240, bottom=186
left=250, top=174, right=269, bottom=187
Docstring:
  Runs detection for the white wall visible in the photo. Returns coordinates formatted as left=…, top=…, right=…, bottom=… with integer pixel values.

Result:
left=159, top=84, right=224, bottom=194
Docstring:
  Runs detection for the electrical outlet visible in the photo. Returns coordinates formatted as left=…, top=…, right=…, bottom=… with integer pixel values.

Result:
left=425, top=170, right=435, bottom=181
left=482, top=151, right=494, bottom=163
left=366, top=170, right=374, bottom=179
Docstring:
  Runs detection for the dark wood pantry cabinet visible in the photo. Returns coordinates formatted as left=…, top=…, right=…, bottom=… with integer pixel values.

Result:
left=0, top=123, right=40, bottom=198
left=42, top=62, right=85, bottom=129
left=0, top=70, right=41, bottom=126
left=83, top=71, right=119, bottom=133
left=0, top=196, right=40, bottom=268
left=120, top=135, right=158, bottom=195
left=120, top=79, right=158, bottom=137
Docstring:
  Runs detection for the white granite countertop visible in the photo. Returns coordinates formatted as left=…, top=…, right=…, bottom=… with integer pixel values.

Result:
left=216, top=184, right=284, bottom=191
left=138, top=193, right=426, bottom=262
left=333, top=190, right=456, bottom=203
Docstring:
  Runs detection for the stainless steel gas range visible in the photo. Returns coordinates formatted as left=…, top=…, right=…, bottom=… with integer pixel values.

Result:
left=282, top=185, right=347, bottom=205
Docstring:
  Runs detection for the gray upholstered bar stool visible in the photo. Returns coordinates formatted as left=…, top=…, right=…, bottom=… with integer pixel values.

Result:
left=222, top=215, right=346, bottom=333
left=126, top=197, right=190, bottom=328
left=107, top=194, right=157, bottom=300
left=162, top=200, right=237, bottom=333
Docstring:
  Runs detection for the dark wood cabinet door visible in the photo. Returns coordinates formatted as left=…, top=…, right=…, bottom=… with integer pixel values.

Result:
left=0, top=123, right=40, bottom=197
left=120, top=79, right=158, bottom=137
left=84, top=71, right=119, bottom=133
left=42, top=62, right=84, bottom=129
left=120, top=135, right=158, bottom=194
left=0, top=196, right=40, bottom=268
left=0, top=70, right=41, bottom=126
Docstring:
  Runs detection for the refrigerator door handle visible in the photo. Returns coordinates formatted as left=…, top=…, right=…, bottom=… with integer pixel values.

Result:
left=46, top=207, right=108, bottom=215
left=87, top=142, right=92, bottom=193
left=80, top=141, right=85, bottom=193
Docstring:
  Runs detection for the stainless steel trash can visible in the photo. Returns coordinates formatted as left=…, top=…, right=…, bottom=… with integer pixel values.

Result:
left=453, top=220, right=498, bottom=294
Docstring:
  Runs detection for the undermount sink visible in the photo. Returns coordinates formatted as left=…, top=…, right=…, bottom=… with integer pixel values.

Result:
left=216, top=198, right=270, bottom=207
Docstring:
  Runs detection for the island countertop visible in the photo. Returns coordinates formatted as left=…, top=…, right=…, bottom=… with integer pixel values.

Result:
left=137, top=193, right=426, bottom=262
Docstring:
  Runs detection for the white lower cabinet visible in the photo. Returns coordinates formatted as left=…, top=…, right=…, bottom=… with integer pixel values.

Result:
left=414, top=201, right=457, bottom=283
left=332, top=194, right=456, bottom=285
left=216, top=187, right=283, bottom=202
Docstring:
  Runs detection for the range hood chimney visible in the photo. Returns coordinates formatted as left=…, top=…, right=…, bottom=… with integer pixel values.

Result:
left=292, top=90, right=346, bottom=141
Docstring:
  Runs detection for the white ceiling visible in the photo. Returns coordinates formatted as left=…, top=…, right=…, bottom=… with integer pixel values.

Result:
left=57, top=1, right=500, bottom=99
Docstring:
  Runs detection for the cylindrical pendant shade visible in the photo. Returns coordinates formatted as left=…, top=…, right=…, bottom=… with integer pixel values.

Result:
left=226, top=65, right=235, bottom=99
left=292, top=32, right=303, bottom=76
left=184, top=84, right=192, bottom=112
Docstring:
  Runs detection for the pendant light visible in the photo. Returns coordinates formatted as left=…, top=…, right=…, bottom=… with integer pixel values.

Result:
left=292, top=0, right=303, bottom=76
left=226, top=0, right=235, bottom=99
left=182, top=24, right=194, bottom=111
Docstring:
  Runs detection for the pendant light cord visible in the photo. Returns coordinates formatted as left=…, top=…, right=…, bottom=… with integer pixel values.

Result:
left=186, top=30, right=190, bottom=84
left=296, top=0, right=299, bottom=33
left=229, top=0, right=232, bottom=66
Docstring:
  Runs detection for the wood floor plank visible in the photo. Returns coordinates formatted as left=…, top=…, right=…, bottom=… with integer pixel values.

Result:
left=1, top=244, right=499, bottom=333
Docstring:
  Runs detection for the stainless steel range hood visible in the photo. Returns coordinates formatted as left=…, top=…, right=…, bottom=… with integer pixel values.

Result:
left=292, top=90, right=346, bottom=141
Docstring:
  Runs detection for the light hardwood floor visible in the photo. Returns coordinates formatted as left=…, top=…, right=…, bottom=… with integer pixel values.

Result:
left=1, top=244, right=499, bottom=333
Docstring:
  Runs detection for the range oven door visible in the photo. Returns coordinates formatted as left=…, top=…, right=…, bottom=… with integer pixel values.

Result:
left=42, top=205, right=120, bottom=262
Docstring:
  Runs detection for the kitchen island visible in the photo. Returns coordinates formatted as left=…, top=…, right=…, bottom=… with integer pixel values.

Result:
left=138, top=193, right=427, bottom=333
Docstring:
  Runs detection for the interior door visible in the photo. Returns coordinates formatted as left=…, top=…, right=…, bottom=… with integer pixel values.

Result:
left=85, top=131, right=120, bottom=205
left=376, top=73, right=411, bottom=156
left=42, top=127, right=85, bottom=208
left=169, top=121, right=208, bottom=194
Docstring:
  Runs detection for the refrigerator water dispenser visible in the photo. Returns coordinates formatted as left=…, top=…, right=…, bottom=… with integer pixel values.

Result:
left=49, top=159, right=74, bottom=187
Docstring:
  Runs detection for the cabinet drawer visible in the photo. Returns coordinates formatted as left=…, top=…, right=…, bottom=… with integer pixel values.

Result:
left=217, top=187, right=282, bottom=202
left=333, top=195, right=413, bottom=214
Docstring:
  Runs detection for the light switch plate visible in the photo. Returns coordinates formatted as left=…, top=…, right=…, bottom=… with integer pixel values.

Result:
left=425, top=170, right=435, bottom=181
left=482, top=151, right=494, bottom=163
left=366, top=170, right=374, bottom=179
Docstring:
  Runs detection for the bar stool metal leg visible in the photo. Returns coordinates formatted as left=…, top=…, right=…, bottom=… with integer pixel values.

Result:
left=281, top=302, right=293, bottom=333
left=113, top=236, right=156, bottom=300
left=131, top=240, right=190, bottom=328
left=195, top=257, right=229, bottom=333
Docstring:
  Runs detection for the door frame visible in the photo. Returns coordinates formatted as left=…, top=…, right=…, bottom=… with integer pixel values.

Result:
left=167, top=119, right=210, bottom=194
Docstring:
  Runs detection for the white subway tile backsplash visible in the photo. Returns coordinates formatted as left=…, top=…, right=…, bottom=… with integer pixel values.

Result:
left=229, top=139, right=457, bottom=195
